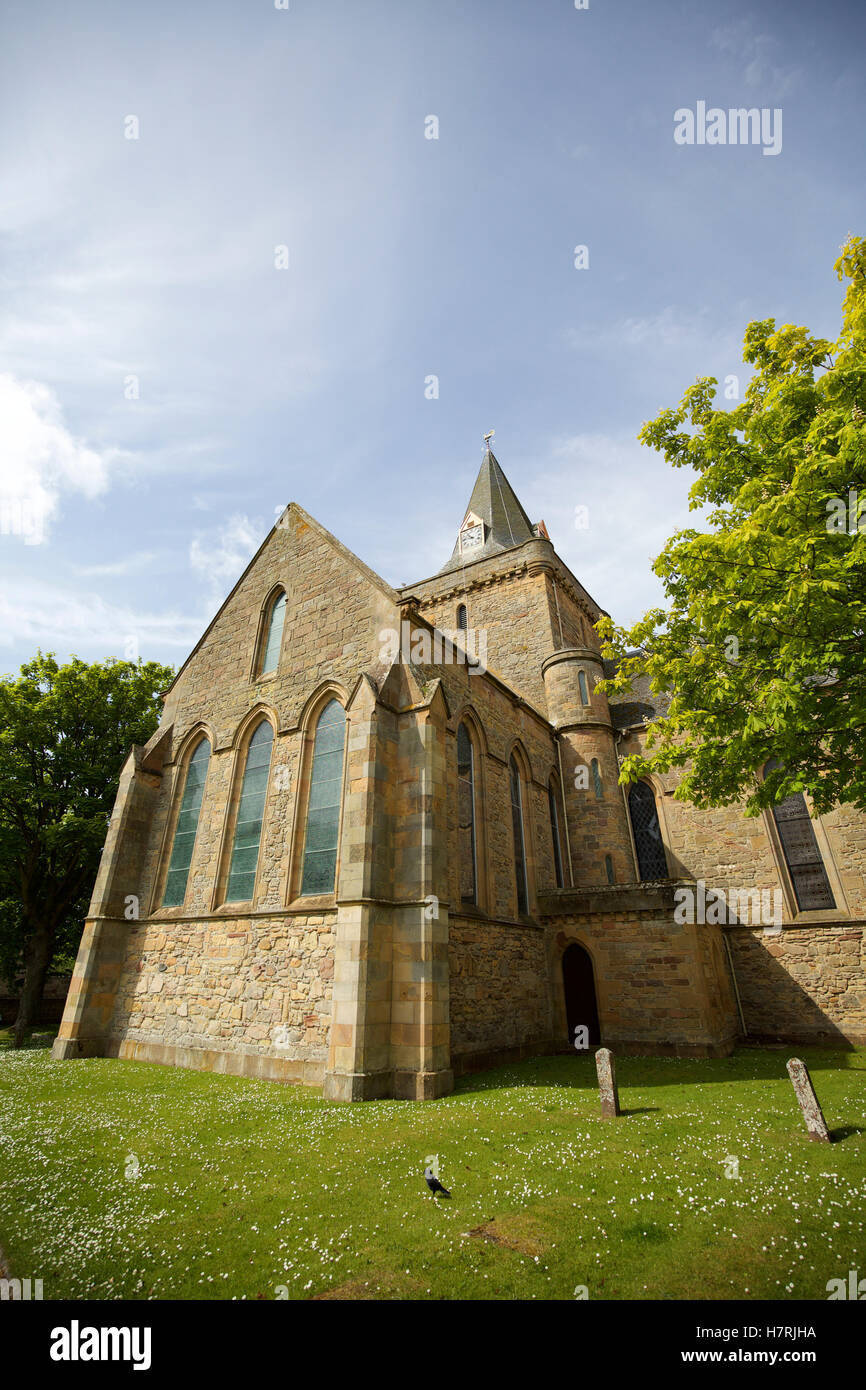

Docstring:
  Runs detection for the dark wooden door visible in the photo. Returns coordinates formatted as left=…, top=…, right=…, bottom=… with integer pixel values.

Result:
left=562, top=943, right=600, bottom=1045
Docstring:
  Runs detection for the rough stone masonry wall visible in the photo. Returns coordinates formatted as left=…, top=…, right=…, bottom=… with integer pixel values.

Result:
left=106, top=911, right=336, bottom=1078
left=727, top=925, right=866, bottom=1045
left=546, top=906, right=738, bottom=1056
left=410, top=540, right=600, bottom=719
left=448, top=914, right=553, bottom=1066
left=617, top=725, right=866, bottom=1045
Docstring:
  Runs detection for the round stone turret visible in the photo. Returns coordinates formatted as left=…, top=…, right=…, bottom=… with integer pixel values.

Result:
left=542, top=647, right=612, bottom=730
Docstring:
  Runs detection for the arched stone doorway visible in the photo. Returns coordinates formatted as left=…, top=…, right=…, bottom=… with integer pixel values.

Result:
left=562, top=942, right=600, bottom=1046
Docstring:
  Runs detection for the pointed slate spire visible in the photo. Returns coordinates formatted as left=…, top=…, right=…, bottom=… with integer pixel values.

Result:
left=439, top=445, right=537, bottom=574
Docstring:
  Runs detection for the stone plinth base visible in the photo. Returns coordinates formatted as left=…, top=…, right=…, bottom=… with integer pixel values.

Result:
left=57, top=1036, right=327, bottom=1086
left=322, top=1068, right=454, bottom=1102
left=51, top=1036, right=105, bottom=1060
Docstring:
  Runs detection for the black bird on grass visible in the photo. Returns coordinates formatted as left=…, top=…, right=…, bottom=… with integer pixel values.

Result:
left=424, top=1164, right=451, bottom=1199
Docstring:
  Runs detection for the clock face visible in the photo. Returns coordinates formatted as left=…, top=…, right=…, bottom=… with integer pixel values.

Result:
left=461, top=523, right=483, bottom=551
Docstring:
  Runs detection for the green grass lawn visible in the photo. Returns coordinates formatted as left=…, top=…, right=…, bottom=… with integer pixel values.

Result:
left=1, top=1032, right=863, bottom=1301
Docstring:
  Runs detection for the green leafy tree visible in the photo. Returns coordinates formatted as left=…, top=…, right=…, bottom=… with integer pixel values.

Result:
left=598, top=234, right=866, bottom=818
left=0, top=653, right=174, bottom=1045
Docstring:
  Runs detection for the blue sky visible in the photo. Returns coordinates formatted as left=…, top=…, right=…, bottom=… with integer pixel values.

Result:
left=1, top=0, right=864, bottom=674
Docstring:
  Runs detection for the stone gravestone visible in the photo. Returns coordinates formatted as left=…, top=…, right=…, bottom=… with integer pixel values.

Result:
left=595, top=1047, right=620, bottom=1119
left=786, top=1058, right=831, bottom=1142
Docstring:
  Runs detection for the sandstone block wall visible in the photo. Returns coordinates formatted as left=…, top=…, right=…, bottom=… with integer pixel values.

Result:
left=448, top=914, right=553, bottom=1064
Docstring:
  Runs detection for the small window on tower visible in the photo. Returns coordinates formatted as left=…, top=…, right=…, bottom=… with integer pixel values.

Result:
left=457, top=604, right=468, bottom=630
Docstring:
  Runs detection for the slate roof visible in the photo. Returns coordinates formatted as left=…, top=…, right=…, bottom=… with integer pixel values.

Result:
left=438, top=448, right=538, bottom=576
left=603, top=657, right=671, bottom=731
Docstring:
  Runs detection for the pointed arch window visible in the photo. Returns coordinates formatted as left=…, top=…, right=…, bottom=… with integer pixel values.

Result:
left=162, top=737, right=211, bottom=907
left=510, top=754, right=529, bottom=916
left=457, top=604, right=468, bottom=631
left=457, top=723, right=477, bottom=904
left=225, top=721, right=274, bottom=902
left=300, top=700, right=346, bottom=896
left=764, top=759, right=835, bottom=911
left=578, top=669, right=589, bottom=704
left=259, top=591, right=287, bottom=676
left=548, top=779, right=564, bottom=889
left=628, top=781, right=668, bottom=880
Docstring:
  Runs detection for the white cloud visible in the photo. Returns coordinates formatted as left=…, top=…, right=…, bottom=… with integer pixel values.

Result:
left=0, top=577, right=201, bottom=660
left=0, top=373, right=116, bottom=544
left=189, top=513, right=263, bottom=598
left=70, top=551, right=158, bottom=578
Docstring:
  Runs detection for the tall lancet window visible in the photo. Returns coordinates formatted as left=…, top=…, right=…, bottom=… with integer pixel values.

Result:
left=226, top=721, right=273, bottom=902
left=457, top=604, right=468, bottom=631
left=548, top=779, right=564, bottom=889
left=764, top=759, right=835, bottom=911
left=457, top=723, right=477, bottom=905
left=578, top=669, right=589, bottom=704
left=628, top=781, right=668, bottom=881
left=301, top=700, right=346, bottom=896
left=510, top=755, right=529, bottom=916
left=260, top=591, right=287, bottom=675
left=162, top=738, right=211, bottom=907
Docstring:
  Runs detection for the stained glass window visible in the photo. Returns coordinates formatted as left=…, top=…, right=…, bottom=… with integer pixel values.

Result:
left=300, top=700, right=346, bottom=896
left=764, top=759, right=835, bottom=911
left=162, top=738, right=211, bottom=907
left=225, top=721, right=273, bottom=902
left=510, top=755, right=529, bottom=916
left=260, top=592, right=287, bottom=675
left=628, top=781, right=668, bottom=880
left=457, top=723, right=477, bottom=904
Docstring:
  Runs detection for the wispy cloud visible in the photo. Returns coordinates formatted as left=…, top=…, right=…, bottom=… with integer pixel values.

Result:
left=189, top=513, right=263, bottom=600
left=0, top=373, right=118, bottom=544
left=710, top=18, right=801, bottom=96
left=0, top=577, right=202, bottom=663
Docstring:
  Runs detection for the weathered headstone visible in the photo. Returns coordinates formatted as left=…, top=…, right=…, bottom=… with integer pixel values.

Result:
left=595, top=1047, right=620, bottom=1119
left=786, top=1058, right=831, bottom=1142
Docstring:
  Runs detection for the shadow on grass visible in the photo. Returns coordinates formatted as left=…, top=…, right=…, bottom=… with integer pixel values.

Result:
left=453, top=1046, right=865, bottom=1100
left=0, top=1030, right=56, bottom=1053
left=829, top=1125, right=866, bottom=1142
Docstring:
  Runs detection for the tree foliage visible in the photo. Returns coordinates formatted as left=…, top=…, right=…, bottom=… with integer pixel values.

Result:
left=597, top=235, right=866, bottom=818
left=0, top=652, right=174, bottom=1042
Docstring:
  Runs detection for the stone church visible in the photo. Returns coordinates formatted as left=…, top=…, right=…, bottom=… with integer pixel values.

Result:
left=53, top=446, right=866, bottom=1099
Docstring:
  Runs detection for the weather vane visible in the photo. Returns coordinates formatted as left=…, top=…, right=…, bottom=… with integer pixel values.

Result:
left=484, top=430, right=495, bottom=449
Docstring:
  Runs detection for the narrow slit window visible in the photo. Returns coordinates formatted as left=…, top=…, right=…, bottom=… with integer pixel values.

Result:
left=510, top=755, right=529, bottom=916
left=457, top=723, right=477, bottom=905
left=301, top=700, right=346, bottom=896
left=578, top=669, right=589, bottom=704
left=260, top=592, right=287, bottom=675
left=457, top=604, right=468, bottom=631
left=591, top=758, right=603, bottom=800
left=162, top=738, right=211, bottom=907
left=225, top=721, right=274, bottom=902
left=764, top=759, right=835, bottom=911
